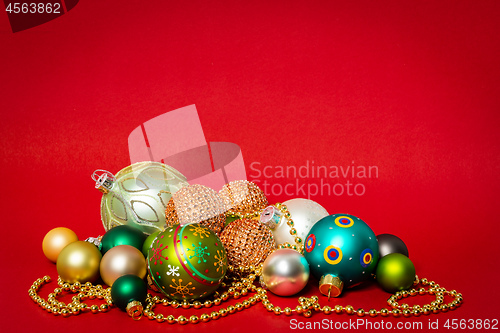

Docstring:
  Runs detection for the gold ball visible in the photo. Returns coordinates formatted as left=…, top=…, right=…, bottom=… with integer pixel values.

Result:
left=99, top=245, right=146, bottom=286
left=166, top=315, right=175, bottom=323
left=56, top=241, right=102, bottom=283
left=43, top=227, right=79, bottom=263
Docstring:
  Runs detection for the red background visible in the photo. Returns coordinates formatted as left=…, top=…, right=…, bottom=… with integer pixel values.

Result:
left=1, top=1, right=499, bottom=332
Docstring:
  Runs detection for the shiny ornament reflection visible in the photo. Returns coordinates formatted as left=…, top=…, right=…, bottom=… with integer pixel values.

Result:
left=377, top=233, right=409, bottom=258
left=376, top=253, right=415, bottom=293
left=56, top=241, right=102, bottom=283
left=42, top=227, right=79, bottom=262
left=100, top=245, right=147, bottom=286
left=261, top=249, right=310, bottom=296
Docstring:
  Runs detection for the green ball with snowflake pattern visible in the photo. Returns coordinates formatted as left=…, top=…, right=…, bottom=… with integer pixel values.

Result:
left=147, top=223, right=228, bottom=300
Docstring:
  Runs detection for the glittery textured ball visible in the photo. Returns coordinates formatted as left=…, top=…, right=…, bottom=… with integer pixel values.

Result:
left=147, top=223, right=227, bottom=300
left=219, top=218, right=275, bottom=268
left=165, top=184, right=226, bottom=235
left=219, top=180, right=268, bottom=215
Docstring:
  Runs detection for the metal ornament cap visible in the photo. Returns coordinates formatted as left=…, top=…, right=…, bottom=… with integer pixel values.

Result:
left=319, top=274, right=343, bottom=298
left=126, top=301, right=144, bottom=320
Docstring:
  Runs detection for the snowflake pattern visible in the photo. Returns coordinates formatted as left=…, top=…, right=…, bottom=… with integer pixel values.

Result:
left=214, top=249, right=226, bottom=273
left=166, top=264, right=180, bottom=276
left=150, top=237, right=169, bottom=265
left=189, top=224, right=211, bottom=239
left=187, top=242, right=210, bottom=264
left=169, top=278, right=195, bottom=298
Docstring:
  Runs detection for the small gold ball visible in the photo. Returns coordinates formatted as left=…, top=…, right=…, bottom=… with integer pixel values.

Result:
left=210, top=311, right=220, bottom=320
left=284, top=307, right=293, bottom=316
left=193, top=301, right=202, bottom=309
left=227, top=305, right=236, bottom=313
left=323, top=306, right=332, bottom=315
left=303, top=311, right=312, bottom=318
left=166, top=315, right=176, bottom=324
left=200, top=314, right=210, bottom=323
left=189, top=315, right=199, bottom=324
left=369, top=309, right=378, bottom=317
left=392, top=309, right=401, bottom=317
left=178, top=316, right=188, bottom=325
left=219, top=308, right=228, bottom=317
left=345, top=305, right=354, bottom=314
left=335, top=305, right=343, bottom=313
left=155, top=314, right=165, bottom=323
left=90, top=305, right=99, bottom=313
left=357, top=309, right=365, bottom=317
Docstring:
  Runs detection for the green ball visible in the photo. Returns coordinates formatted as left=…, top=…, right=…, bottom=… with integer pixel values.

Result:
left=101, top=225, right=147, bottom=255
left=376, top=253, right=416, bottom=293
left=142, top=230, right=160, bottom=258
left=111, top=274, right=148, bottom=311
left=148, top=223, right=227, bottom=300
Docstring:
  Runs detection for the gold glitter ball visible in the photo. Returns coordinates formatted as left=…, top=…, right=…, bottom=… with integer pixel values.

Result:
left=219, top=180, right=268, bottom=215
left=219, top=218, right=275, bottom=268
left=165, top=184, right=226, bottom=235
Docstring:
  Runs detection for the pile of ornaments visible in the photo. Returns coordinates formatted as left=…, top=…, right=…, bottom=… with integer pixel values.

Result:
left=38, top=162, right=429, bottom=320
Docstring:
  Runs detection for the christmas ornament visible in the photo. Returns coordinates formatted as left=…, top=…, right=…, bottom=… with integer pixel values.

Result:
left=377, top=233, right=409, bottom=258
left=376, top=253, right=416, bottom=293
left=303, top=214, right=379, bottom=298
left=100, top=225, right=147, bottom=255
left=147, top=223, right=227, bottom=300
left=165, top=184, right=226, bottom=235
left=56, top=241, right=102, bottom=283
left=219, top=180, right=268, bottom=217
left=100, top=245, right=147, bottom=287
left=142, top=230, right=160, bottom=258
left=42, top=227, right=79, bottom=263
left=261, top=249, right=310, bottom=296
left=219, top=218, right=275, bottom=268
left=261, top=199, right=328, bottom=248
left=111, top=274, right=148, bottom=319
left=92, top=161, right=189, bottom=234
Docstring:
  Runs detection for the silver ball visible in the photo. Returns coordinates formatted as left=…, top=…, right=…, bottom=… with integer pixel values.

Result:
left=261, top=249, right=310, bottom=296
left=377, top=234, right=409, bottom=258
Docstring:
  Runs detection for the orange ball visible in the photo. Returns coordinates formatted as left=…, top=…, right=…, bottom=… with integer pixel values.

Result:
left=42, top=227, right=79, bottom=262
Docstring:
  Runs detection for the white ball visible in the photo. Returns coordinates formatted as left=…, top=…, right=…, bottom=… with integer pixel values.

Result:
left=273, top=198, right=329, bottom=246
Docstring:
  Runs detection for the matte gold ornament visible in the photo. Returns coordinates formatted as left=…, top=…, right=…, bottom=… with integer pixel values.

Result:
left=56, top=241, right=102, bottom=283
left=42, top=227, right=79, bottom=263
left=100, top=245, right=147, bottom=286
left=219, top=180, right=268, bottom=216
left=219, top=218, right=275, bottom=268
left=165, top=184, right=226, bottom=235
left=93, top=162, right=189, bottom=235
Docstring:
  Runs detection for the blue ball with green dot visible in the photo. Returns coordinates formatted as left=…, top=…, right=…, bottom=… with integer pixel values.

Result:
left=303, top=214, right=379, bottom=298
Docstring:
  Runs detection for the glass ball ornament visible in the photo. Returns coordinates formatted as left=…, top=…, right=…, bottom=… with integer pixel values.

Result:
left=56, top=241, right=102, bottom=283
left=261, top=249, right=310, bottom=296
left=100, top=225, right=147, bottom=255
left=165, top=184, right=226, bottom=235
left=303, top=214, right=379, bottom=298
left=111, top=274, right=148, bottom=320
left=377, top=233, right=409, bottom=258
left=260, top=198, right=328, bottom=247
left=92, top=161, right=189, bottom=235
left=219, top=218, right=276, bottom=268
left=42, top=227, right=79, bottom=263
left=100, top=245, right=147, bottom=286
left=142, top=230, right=160, bottom=258
left=147, top=223, right=227, bottom=300
left=219, top=180, right=268, bottom=215
left=376, top=253, right=415, bottom=293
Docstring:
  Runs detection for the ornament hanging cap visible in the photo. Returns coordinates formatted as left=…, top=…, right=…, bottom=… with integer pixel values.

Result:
left=92, top=170, right=116, bottom=194
left=319, top=274, right=343, bottom=300
left=260, top=206, right=282, bottom=230
left=126, top=301, right=143, bottom=320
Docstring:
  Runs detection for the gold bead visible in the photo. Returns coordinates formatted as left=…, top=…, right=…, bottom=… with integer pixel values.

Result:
left=181, top=300, right=190, bottom=309
left=214, top=298, right=222, bottom=306
left=221, top=293, right=229, bottom=301
left=392, top=309, right=401, bottom=317
left=200, top=313, right=210, bottom=323
left=413, top=309, right=422, bottom=317
left=193, top=301, right=202, bottom=309
left=403, top=309, right=412, bottom=317
left=235, top=303, right=244, bottom=311
left=99, top=304, right=109, bottom=312
left=243, top=300, right=250, bottom=308
left=419, top=288, right=426, bottom=295
left=227, top=305, right=236, bottom=313
left=43, top=276, right=51, bottom=282
left=155, top=314, right=165, bottom=323
left=421, top=278, right=428, bottom=285
left=189, top=315, right=199, bottom=324
left=345, top=305, right=354, bottom=314
left=295, top=305, right=303, bottom=314
left=166, top=315, right=176, bottom=324
left=284, top=307, right=293, bottom=316
left=178, top=316, right=188, bottom=325
left=204, top=300, right=213, bottom=308
left=233, top=291, right=241, bottom=299
left=90, top=305, right=99, bottom=313
left=441, top=304, right=449, bottom=312
left=303, top=311, right=312, bottom=318
left=273, top=307, right=281, bottom=315
left=219, top=308, right=228, bottom=317
left=369, top=309, right=378, bottom=317
left=60, top=309, right=71, bottom=318
left=210, top=311, right=220, bottom=320
left=356, top=309, right=365, bottom=317
left=323, top=306, right=332, bottom=315
left=334, top=305, right=343, bottom=314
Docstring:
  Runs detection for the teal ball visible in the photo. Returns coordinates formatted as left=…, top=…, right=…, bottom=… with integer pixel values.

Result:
left=111, top=274, right=148, bottom=311
left=101, top=225, right=147, bottom=255
left=376, top=253, right=416, bottom=293
left=303, top=214, right=379, bottom=293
